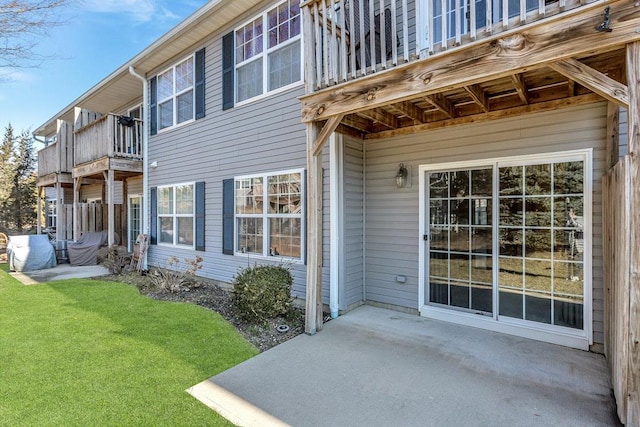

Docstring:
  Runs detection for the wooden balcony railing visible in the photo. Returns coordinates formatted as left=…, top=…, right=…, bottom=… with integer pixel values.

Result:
left=37, top=120, right=73, bottom=178
left=74, top=113, right=143, bottom=166
left=303, top=0, right=599, bottom=91
left=37, top=144, right=59, bottom=177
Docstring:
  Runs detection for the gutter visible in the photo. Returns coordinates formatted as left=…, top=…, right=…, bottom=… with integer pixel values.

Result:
left=128, top=66, right=149, bottom=270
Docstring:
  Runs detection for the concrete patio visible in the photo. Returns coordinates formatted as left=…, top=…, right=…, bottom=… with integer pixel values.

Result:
left=188, top=305, right=619, bottom=427
left=9, top=264, right=110, bottom=285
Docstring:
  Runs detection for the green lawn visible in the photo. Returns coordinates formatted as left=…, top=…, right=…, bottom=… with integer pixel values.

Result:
left=0, top=265, right=258, bottom=426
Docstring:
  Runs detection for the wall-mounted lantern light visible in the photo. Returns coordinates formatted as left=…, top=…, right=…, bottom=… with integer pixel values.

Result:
left=396, top=163, right=409, bottom=188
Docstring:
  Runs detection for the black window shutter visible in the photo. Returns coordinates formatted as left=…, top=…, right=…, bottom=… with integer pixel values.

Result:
left=150, top=187, right=157, bottom=245
left=195, top=48, right=206, bottom=120
left=195, top=181, right=205, bottom=251
left=149, top=76, right=158, bottom=135
left=222, top=179, right=234, bottom=255
left=222, top=32, right=234, bottom=111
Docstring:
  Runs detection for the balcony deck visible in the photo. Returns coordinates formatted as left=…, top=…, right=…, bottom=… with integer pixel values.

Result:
left=73, top=113, right=143, bottom=180
left=301, top=0, right=639, bottom=138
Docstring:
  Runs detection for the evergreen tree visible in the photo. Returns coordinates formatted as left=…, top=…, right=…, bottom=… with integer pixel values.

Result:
left=9, top=129, right=37, bottom=231
left=0, top=125, right=15, bottom=229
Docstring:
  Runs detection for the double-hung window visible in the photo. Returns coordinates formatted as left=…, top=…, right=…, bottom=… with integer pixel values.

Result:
left=234, top=170, right=304, bottom=260
left=157, top=183, right=195, bottom=248
left=234, top=0, right=302, bottom=103
left=157, top=56, right=195, bottom=131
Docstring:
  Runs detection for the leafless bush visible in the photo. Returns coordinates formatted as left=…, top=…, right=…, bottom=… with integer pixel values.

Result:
left=150, top=255, right=203, bottom=293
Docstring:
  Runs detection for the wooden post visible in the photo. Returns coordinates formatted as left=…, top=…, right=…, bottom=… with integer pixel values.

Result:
left=626, top=40, right=640, bottom=426
left=606, top=102, right=620, bottom=170
left=36, top=186, right=43, bottom=235
left=56, top=182, right=64, bottom=241
left=122, top=178, right=128, bottom=249
left=107, top=169, right=115, bottom=246
left=302, top=4, right=315, bottom=94
left=73, top=177, right=81, bottom=241
left=305, top=122, right=323, bottom=334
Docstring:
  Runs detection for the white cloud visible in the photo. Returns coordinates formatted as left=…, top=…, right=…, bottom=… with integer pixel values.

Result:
left=82, top=0, right=158, bottom=23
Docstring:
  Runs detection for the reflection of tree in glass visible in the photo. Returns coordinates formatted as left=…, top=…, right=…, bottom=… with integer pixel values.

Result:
left=525, top=164, right=551, bottom=195
left=499, top=166, right=522, bottom=196
left=554, top=162, right=583, bottom=194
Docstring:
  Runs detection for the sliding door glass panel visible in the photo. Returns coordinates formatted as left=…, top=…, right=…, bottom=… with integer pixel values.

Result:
left=498, top=161, right=584, bottom=329
left=428, top=168, right=493, bottom=314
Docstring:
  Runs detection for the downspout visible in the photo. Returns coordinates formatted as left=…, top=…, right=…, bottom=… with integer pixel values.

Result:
left=128, top=65, right=149, bottom=270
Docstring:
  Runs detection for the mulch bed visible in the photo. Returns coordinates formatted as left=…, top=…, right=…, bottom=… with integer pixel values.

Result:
left=99, top=271, right=305, bottom=352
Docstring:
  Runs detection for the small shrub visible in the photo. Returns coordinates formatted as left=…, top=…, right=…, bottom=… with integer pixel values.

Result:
left=150, top=255, right=203, bottom=293
left=232, top=264, right=293, bottom=323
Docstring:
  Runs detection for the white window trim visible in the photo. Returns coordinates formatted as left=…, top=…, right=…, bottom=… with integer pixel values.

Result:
left=156, top=53, right=196, bottom=133
left=417, top=149, right=593, bottom=350
left=157, top=182, right=196, bottom=249
left=128, top=104, right=142, bottom=118
left=234, top=168, right=305, bottom=262
left=234, top=0, right=303, bottom=105
left=46, top=198, right=57, bottom=229
left=128, top=194, right=143, bottom=252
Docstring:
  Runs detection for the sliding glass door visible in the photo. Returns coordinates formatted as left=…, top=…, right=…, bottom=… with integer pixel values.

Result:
left=422, top=152, right=589, bottom=340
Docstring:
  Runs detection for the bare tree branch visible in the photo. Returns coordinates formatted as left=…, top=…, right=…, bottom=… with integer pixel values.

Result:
left=0, top=1, right=70, bottom=69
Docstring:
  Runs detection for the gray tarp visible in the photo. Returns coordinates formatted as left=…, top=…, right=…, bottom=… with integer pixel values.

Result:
left=67, top=231, right=117, bottom=266
left=7, top=235, right=57, bottom=272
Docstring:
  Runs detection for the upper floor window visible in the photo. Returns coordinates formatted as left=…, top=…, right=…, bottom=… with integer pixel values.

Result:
left=150, top=48, right=205, bottom=135
left=234, top=0, right=302, bottom=103
left=157, top=56, right=195, bottom=131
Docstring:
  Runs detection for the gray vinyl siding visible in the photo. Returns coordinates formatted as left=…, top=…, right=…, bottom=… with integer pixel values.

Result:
left=79, top=182, right=123, bottom=204
left=620, top=107, right=628, bottom=157
left=126, top=176, right=143, bottom=196
left=80, top=184, right=102, bottom=202
left=363, top=102, right=607, bottom=345
left=343, top=138, right=364, bottom=307
left=146, top=15, right=315, bottom=299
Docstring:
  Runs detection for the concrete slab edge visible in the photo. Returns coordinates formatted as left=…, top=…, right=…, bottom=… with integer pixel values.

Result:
left=186, top=379, right=291, bottom=427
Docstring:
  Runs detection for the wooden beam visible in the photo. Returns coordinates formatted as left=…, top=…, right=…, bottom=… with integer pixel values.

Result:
left=510, top=73, right=529, bottom=105
left=305, top=122, right=323, bottom=335
left=392, top=101, right=426, bottom=123
left=568, top=79, right=576, bottom=97
left=336, top=123, right=365, bottom=139
left=626, top=40, right=640, bottom=427
left=365, top=93, right=602, bottom=140
left=312, top=114, right=344, bottom=157
left=606, top=102, right=620, bottom=169
left=425, top=93, right=456, bottom=119
left=300, top=0, right=640, bottom=122
left=549, top=58, right=629, bottom=108
left=464, top=84, right=490, bottom=112
left=357, top=109, right=398, bottom=129
left=341, top=115, right=372, bottom=133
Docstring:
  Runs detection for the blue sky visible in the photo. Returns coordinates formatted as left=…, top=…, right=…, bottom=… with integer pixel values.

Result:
left=0, top=0, right=208, bottom=140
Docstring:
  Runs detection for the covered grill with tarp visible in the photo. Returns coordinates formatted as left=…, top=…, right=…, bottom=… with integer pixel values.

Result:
left=7, top=235, right=57, bottom=272
left=67, top=231, right=117, bottom=266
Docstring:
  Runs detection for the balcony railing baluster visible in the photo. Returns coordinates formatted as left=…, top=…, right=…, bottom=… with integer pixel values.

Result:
left=304, top=0, right=598, bottom=92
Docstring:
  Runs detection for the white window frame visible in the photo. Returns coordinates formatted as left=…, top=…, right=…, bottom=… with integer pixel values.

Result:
left=46, top=198, right=57, bottom=229
left=418, top=149, right=593, bottom=350
left=157, top=54, right=196, bottom=132
left=157, top=182, right=196, bottom=249
left=128, top=194, right=143, bottom=252
left=234, top=168, right=305, bottom=262
left=234, top=0, right=303, bottom=105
